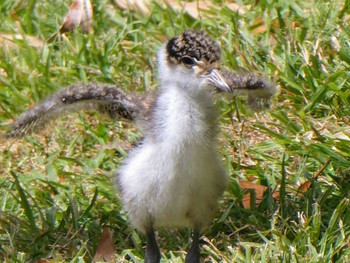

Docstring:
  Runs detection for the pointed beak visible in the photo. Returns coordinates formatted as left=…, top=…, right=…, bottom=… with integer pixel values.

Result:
left=205, top=69, right=231, bottom=92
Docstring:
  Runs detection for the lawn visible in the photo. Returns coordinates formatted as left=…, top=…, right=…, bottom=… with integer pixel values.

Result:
left=0, top=0, right=349, bottom=262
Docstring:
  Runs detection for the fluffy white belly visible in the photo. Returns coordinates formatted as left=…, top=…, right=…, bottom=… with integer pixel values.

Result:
left=118, top=141, right=226, bottom=232
left=118, top=85, right=227, bottom=232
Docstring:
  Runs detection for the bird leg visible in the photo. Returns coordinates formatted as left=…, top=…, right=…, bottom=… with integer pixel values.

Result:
left=185, top=229, right=201, bottom=263
left=145, top=228, right=161, bottom=263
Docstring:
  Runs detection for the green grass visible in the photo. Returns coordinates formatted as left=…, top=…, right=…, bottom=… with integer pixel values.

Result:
left=1, top=0, right=350, bottom=262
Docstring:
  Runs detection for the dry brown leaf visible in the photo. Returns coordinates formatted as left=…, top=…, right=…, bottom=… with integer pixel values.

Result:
left=272, top=190, right=280, bottom=200
left=155, top=34, right=170, bottom=42
left=114, top=0, right=150, bottom=14
left=114, top=0, right=246, bottom=18
left=239, top=180, right=279, bottom=209
left=167, top=1, right=246, bottom=18
left=92, top=227, right=116, bottom=263
left=240, top=180, right=266, bottom=209
left=297, top=159, right=331, bottom=194
left=251, top=17, right=300, bottom=35
left=298, top=180, right=312, bottom=193
left=334, top=131, right=350, bottom=140
left=167, top=1, right=211, bottom=18
left=62, top=0, right=93, bottom=33
left=251, top=17, right=267, bottom=35
left=48, top=0, right=93, bottom=42
left=0, top=33, right=45, bottom=50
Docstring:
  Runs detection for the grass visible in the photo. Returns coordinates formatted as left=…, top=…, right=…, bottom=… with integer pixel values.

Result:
left=0, top=0, right=350, bottom=262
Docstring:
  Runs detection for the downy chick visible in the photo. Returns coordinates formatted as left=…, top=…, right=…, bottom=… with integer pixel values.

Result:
left=117, top=30, right=229, bottom=263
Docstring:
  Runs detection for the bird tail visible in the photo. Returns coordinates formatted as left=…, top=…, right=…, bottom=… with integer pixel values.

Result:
left=5, top=83, right=138, bottom=138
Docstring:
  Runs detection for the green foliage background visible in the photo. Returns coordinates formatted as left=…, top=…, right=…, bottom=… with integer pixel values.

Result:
left=0, top=0, right=349, bottom=262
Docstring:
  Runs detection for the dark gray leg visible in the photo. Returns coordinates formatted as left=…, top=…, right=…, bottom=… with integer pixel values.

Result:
left=145, top=228, right=161, bottom=263
left=185, top=229, right=201, bottom=263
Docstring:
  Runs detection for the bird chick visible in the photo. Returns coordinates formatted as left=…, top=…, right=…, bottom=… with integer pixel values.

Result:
left=117, top=30, right=229, bottom=263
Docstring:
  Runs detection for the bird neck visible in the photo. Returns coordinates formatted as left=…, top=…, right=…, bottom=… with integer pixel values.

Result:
left=144, top=80, right=217, bottom=146
left=139, top=45, right=219, bottom=145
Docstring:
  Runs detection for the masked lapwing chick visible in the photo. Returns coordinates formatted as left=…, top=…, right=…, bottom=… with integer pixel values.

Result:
left=117, top=30, right=230, bottom=263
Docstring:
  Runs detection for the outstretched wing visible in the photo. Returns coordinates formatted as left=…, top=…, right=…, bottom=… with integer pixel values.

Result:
left=215, top=69, right=278, bottom=111
left=6, top=83, right=140, bottom=138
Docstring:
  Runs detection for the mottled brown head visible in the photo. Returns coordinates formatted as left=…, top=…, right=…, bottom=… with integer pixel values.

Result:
left=166, top=30, right=221, bottom=68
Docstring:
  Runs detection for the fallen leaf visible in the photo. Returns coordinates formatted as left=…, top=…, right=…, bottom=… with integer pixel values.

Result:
left=114, top=0, right=246, bottom=18
left=298, top=180, right=312, bottom=193
left=240, top=180, right=266, bottom=209
left=334, top=131, right=350, bottom=140
left=168, top=1, right=247, bottom=18
left=167, top=1, right=211, bottom=18
left=239, top=180, right=279, bottom=209
left=251, top=17, right=300, bottom=35
left=92, top=227, right=116, bottom=263
left=48, top=0, right=93, bottom=42
left=250, top=17, right=267, bottom=35
left=0, top=33, right=45, bottom=50
left=114, top=0, right=150, bottom=14
left=297, top=159, right=331, bottom=194
left=62, top=0, right=93, bottom=34
left=272, top=190, right=280, bottom=200
left=155, top=34, right=169, bottom=42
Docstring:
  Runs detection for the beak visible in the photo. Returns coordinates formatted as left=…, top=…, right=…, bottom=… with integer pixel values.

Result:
left=205, top=69, right=231, bottom=92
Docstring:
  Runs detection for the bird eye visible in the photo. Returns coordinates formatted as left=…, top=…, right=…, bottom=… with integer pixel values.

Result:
left=180, top=56, right=195, bottom=67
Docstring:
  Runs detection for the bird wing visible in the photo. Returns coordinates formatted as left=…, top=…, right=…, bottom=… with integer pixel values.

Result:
left=6, top=83, right=140, bottom=138
left=217, top=69, right=278, bottom=111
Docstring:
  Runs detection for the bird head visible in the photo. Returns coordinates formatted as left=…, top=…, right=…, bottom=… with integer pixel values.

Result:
left=158, top=30, right=230, bottom=93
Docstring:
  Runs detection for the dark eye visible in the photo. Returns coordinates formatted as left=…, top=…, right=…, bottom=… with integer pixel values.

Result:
left=180, top=56, right=195, bottom=67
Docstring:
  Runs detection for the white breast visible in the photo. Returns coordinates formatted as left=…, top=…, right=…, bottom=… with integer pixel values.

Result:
left=118, top=83, right=227, bottom=232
